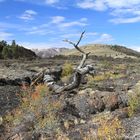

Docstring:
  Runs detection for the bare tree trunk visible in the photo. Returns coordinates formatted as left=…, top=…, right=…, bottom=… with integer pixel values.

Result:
left=43, top=31, right=95, bottom=93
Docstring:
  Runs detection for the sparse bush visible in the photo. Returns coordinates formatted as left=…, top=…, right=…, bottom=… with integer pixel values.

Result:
left=97, top=117, right=124, bottom=140
left=4, top=84, right=62, bottom=134
left=84, top=113, right=125, bottom=140
left=128, top=82, right=140, bottom=116
left=88, top=72, right=124, bottom=84
left=62, top=62, right=73, bottom=77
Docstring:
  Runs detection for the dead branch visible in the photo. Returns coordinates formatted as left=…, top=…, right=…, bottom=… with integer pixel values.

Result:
left=30, top=69, right=46, bottom=87
left=43, top=31, right=95, bottom=93
left=63, top=31, right=90, bottom=69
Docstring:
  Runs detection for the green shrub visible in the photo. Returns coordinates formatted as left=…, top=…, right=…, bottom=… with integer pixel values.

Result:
left=62, top=62, right=73, bottom=77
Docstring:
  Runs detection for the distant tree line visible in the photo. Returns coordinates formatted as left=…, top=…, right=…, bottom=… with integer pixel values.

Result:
left=0, top=40, right=36, bottom=59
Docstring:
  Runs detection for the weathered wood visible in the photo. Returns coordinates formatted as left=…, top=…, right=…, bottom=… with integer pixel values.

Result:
left=43, top=31, right=95, bottom=93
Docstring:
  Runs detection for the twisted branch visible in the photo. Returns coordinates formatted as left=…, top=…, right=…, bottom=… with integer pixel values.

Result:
left=43, top=31, right=95, bottom=93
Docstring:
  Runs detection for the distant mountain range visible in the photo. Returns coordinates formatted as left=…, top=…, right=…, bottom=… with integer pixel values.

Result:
left=32, top=48, right=69, bottom=58
left=32, top=44, right=140, bottom=59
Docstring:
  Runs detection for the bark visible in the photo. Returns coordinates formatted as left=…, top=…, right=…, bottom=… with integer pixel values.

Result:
left=43, top=32, right=95, bottom=93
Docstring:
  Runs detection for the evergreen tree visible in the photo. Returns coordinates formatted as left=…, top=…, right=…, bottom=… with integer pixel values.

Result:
left=11, top=40, right=16, bottom=47
left=2, top=46, right=9, bottom=59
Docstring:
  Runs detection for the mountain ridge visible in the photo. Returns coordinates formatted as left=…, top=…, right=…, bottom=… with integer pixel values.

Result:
left=32, top=44, right=140, bottom=58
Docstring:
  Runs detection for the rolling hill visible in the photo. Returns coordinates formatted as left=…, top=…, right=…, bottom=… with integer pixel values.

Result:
left=61, top=44, right=140, bottom=58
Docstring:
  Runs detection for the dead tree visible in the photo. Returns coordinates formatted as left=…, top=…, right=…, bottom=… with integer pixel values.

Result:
left=43, top=31, right=95, bottom=93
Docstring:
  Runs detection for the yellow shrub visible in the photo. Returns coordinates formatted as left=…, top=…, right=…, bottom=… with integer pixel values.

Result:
left=62, top=62, right=73, bottom=77
left=84, top=113, right=125, bottom=140
left=97, top=117, right=124, bottom=140
left=88, top=72, right=124, bottom=84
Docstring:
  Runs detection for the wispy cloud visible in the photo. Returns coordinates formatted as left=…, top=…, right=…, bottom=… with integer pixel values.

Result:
left=60, top=20, right=87, bottom=28
left=93, top=33, right=114, bottom=43
left=23, top=16, right=88, bottom=36
left=15, top=0, right=60, bottom=6
left=77, top=0, right=140, bottom=10
left=19, top=10, right=37, bottom=21
left=110, top=16, right=140, bottom=24
left=0, top=31, right=13, bottom=40
left=61, top=32, right=98, bottom=38
left=51, top=17, right=88, bottom=28
left=27, top=30, right=54, bottom=36
left=77, top=0, right=107, bottom=11
left=77, top=0, right=140, bottom=24
left=51, top=16, right=65, bottom=24
left=45, top=0, right=59, bottom=5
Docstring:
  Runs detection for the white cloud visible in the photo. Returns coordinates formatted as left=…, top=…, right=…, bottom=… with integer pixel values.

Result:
left=15, top=0, right=60, bottom=6
left=20, top=24, right=52, bottom=35
left=59, top=18, right=88, bottom=28
left=77, top=0, right=140, bottom=24
left=19, top=10, right=37, bottom=21
left=93, top=33, right=114, bottom=43
left=50, top=16, right=88, bottom=28
left=51, top=16, right=65, bottom=24
left=0, top=31, right=13, bottom=40
left=79, top=17, right=88, bottom=22
left=45, top=0, right=59, bottom=5
left=105, top=0, right=140, bottom=8
left=20, top=16, right=88, bottom=36
left=61, top=32, right=98, bottom=38
left=110, top=16, right=140, bottom=24
left=110, top=8, right=140, bottom=17
left=27, top=30, right=53, bottom=35
left=77, top=0, right=107, bottom=11
left=60, top=21, right=87, bottom=28
left=77, top=0, right=140, bottom=10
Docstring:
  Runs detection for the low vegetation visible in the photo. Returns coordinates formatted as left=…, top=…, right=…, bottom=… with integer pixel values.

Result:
left=84, top=113, right=125, bottom=140
left=62, top=62, right=73, bottom=77
left=97, top=116, right=124, bottom=140
left=4, top=84, right=62, bottom=134
left=62, top=44, right=140, bottom=58
left=128, top=81, right=140, bottom=116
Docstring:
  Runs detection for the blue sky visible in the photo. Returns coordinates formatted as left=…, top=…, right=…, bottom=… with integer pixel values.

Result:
left=0, top=0, right=140, bottom=51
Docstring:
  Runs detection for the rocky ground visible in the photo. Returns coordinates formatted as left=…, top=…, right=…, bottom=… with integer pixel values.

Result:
left=0, top=58, right=140, bottom=140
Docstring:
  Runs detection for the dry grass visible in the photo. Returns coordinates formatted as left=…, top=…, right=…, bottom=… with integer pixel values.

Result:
left=62, top=62, right=73, bottom=77
left=97, top=117, right=124, bottom=140
left=88, top=72, right=125, bottom=84
left=61, top=44, right=133, bottom=58
left=4, top=84, right=62, bottom=133
left=84, top=113, right=125, bottom=140
left=128, top=81, right=140, bottom=116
